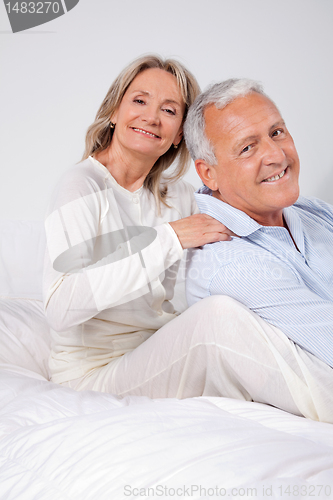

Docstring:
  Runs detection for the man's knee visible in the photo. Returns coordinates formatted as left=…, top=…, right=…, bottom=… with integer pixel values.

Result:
left=192, top=294, right=251, bottom=320
left=185, top=295, right=258, bottom=345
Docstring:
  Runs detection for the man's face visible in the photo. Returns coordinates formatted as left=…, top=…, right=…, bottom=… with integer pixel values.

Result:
left=199, top=92, right=300, bottom=226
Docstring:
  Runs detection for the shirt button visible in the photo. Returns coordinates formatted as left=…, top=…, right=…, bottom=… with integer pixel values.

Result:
left=157, top=310, right=163, bottom=316
left=132, top=197, right=139, bottom=204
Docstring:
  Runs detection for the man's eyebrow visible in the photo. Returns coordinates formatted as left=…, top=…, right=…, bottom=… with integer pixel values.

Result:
left=233, top=134, right=259, bottom=153
left=232, top=120, right=287, bottom=153
left=270, top=120, right=286, bottom=131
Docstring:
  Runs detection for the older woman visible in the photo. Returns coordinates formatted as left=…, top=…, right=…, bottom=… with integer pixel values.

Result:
left=43, top=55, right=230, bottom=394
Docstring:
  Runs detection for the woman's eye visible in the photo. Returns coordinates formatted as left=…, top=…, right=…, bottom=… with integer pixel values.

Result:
left=163, top=108, right=176, bottom=115
left=134, top=98, right=145, bottom=104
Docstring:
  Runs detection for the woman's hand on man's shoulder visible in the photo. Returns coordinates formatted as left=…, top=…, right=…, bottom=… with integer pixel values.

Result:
left=169, top=214, right=234, bottom=249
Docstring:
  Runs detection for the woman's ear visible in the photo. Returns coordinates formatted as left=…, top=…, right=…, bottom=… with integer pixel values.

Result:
left=110, top=111, right=117, bottom=125
left=195, top=159, right=219, bottom=191
left=173, top=127, right=183, bottom=147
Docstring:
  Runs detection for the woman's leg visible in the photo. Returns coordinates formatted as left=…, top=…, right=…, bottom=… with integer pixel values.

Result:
left=70, top=296, right=333, bottom=422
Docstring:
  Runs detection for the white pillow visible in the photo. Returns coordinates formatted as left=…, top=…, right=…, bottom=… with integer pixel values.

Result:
left=0, top=298, right=50, bottom=379
left=0, top=220, right=45, bottom=299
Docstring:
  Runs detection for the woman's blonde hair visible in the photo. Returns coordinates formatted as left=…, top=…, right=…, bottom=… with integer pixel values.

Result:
left=82, top=55, right=200, bottom=207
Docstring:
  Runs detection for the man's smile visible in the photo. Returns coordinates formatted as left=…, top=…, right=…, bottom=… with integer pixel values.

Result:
left=262, top=167, right=287, bottom=183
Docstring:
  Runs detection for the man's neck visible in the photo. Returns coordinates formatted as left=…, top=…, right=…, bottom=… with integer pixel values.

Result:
left=212, top=190, right=285, bottom=228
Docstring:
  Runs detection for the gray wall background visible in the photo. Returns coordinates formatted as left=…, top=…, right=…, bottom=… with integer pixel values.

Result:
left=1, top=0, right=333, bottom=220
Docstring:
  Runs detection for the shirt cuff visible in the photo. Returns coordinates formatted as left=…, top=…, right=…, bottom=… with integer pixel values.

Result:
left=163, top=222, right=184, bottom=260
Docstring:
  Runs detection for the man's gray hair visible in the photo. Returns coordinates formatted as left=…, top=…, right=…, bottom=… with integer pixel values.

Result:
left=184, top=78, right=267, bottom=164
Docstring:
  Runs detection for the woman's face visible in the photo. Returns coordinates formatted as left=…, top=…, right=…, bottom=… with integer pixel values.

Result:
left=111, top=68, right=185, bottom=161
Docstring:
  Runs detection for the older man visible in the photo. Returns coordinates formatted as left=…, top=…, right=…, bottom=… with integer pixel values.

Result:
left=184, top=79, right=333, bottom=422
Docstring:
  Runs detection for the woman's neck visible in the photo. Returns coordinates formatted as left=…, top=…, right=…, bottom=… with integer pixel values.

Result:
left=94, top=143, right=157, bottom=192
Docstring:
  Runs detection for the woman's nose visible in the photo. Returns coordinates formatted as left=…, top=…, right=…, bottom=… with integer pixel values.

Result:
left=141, top=105, right=160, bottom=125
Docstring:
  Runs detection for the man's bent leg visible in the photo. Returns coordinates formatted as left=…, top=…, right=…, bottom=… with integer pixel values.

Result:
left=70, top=296, right=333, bottom=422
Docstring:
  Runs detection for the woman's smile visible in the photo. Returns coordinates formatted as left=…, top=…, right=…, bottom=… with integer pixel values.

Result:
left=130, top=127, right=161, bottom=139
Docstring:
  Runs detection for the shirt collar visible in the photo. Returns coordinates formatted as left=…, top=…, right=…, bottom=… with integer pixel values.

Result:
left=194, top=186, right=262, bottom=237
left=195, top=186, right=304, bottom=242
left=89, top=156, right=144, bottom=197
left=282, top=201, right=305, bottom=254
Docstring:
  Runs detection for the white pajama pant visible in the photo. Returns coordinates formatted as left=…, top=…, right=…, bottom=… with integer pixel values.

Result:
left=65, top=296, right=333, bottom=423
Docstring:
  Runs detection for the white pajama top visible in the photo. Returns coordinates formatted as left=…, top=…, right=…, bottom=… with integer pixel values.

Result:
left=43, top=157, right=197, bottom=384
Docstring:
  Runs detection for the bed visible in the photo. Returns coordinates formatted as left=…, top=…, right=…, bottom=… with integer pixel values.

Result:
left=0, top=220, right=333, bottom=500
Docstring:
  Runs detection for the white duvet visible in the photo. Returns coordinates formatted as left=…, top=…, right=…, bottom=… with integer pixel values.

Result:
left=1, top=221, right=333, bottom=499
left=1, top=368, right=333, bottom=500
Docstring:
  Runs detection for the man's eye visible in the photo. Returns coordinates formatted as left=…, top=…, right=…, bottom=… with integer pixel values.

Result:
left=272, top=129, right=283, bottom=137
left=241, top=144, right=252, bottom=154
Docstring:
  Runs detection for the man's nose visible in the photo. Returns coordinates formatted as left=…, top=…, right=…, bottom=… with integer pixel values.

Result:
left=262, top=137, right=286, bottom=165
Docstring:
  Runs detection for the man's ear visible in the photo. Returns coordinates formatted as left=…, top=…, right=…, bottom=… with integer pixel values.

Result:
left=195, top=159, right=219, bottom=191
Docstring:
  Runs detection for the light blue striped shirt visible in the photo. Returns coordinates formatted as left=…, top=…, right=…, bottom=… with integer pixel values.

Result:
left=186, top=186, right=333, bottom=368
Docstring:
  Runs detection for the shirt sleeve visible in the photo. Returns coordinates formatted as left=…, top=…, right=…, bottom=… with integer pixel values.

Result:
left=296, top=196, right=333, bottom=227
left=209, top=253, right=333, bottom=367
left=43, top=170, right=184, bottom=332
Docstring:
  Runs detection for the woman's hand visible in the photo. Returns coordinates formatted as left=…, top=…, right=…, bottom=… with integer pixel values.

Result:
left=169, top=214, right=235, bottom=249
